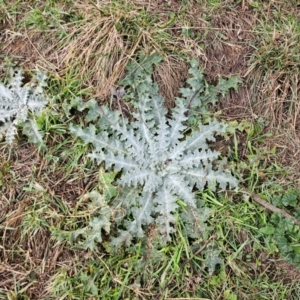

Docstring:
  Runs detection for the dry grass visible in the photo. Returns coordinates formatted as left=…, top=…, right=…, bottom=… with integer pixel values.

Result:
left=53, top=1, right=146, bottom=100
left=1, top=0, right=205, bottom=103
left=0, top=139, right=97, bottom=299
left=246, top=2, right=299, bottom=121
left=153, top=57, right=188, bottom=108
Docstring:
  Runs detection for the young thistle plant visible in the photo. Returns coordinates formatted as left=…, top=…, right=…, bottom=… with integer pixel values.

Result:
left=69, top=55, right=239, bottom=247
left=0, top=69, right=48, bottom=148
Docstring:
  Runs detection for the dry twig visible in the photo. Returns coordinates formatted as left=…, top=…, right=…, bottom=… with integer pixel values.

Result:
left=243, top=188, right=300, bottom=226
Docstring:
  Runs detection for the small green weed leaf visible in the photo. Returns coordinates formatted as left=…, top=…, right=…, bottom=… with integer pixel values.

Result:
left=84, top=99, right=106, bottom=122
left=271, top=195, right=282, bottom=206
left=90, top=212, right=111, bottom=236
left=224, top=290, right=238, bottom=300
left=62, top=96, right=84, bottom=117
left=83, top=191, right=112, bottom=251
left=282, top=192, right=298, bottom=207
left=203, top=248, right=223, bottom=276
left=22, top=118, right=46, bottom=149
left=276, top=235, right=291, bottom=253
left=87, top=280, right=99, bottom=296
left=259, top=226, right=275, bottom=235
left=51, top=227, right=85, bottom=245
left=83, top=219, right=106, bottom=250
left=85, top=190, right=104, bottom=206
left=182, top=27, right=192, bottom=38
left=52, top=191, right=113, bottom=251
left=267, top=212, right=300, bottom=268
left=180, top=58, right=241, bottom=121
left=181, top=205, right=211, bottom=239
left=69, top=124, right=97, bottom=146
left=293, top=245, right=300, bottom=255
left=216, top=76, right=241, bottom=96
left=120, top=52, right=162, bottom=90
left=98, top=169, right=118, bottom=201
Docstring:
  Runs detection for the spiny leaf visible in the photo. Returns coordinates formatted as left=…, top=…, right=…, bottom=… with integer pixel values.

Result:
left=98, top=169, right=118, bottom=201
left=71, top=55, right=238, bottom=248
left=22, top=118, right=46, bottom=150
left=0, top=69, right=49, bottom=146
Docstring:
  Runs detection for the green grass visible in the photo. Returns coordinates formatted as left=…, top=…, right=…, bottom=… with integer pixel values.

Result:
left=1, top=0, right=300, bottom=299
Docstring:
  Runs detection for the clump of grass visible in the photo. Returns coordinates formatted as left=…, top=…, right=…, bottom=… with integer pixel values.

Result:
left=53, top=0, right=186, bottom=100
left=247, top=1, right=300, bottom=129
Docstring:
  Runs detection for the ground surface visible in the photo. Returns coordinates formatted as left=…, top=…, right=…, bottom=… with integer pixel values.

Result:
left=1, top=1, right=300, bottom=299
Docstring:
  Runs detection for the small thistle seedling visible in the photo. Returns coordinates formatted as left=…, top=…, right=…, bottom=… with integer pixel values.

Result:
left=69, top=55, right=239, bottom=248
left=0, top=69, right=49, bottom=148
